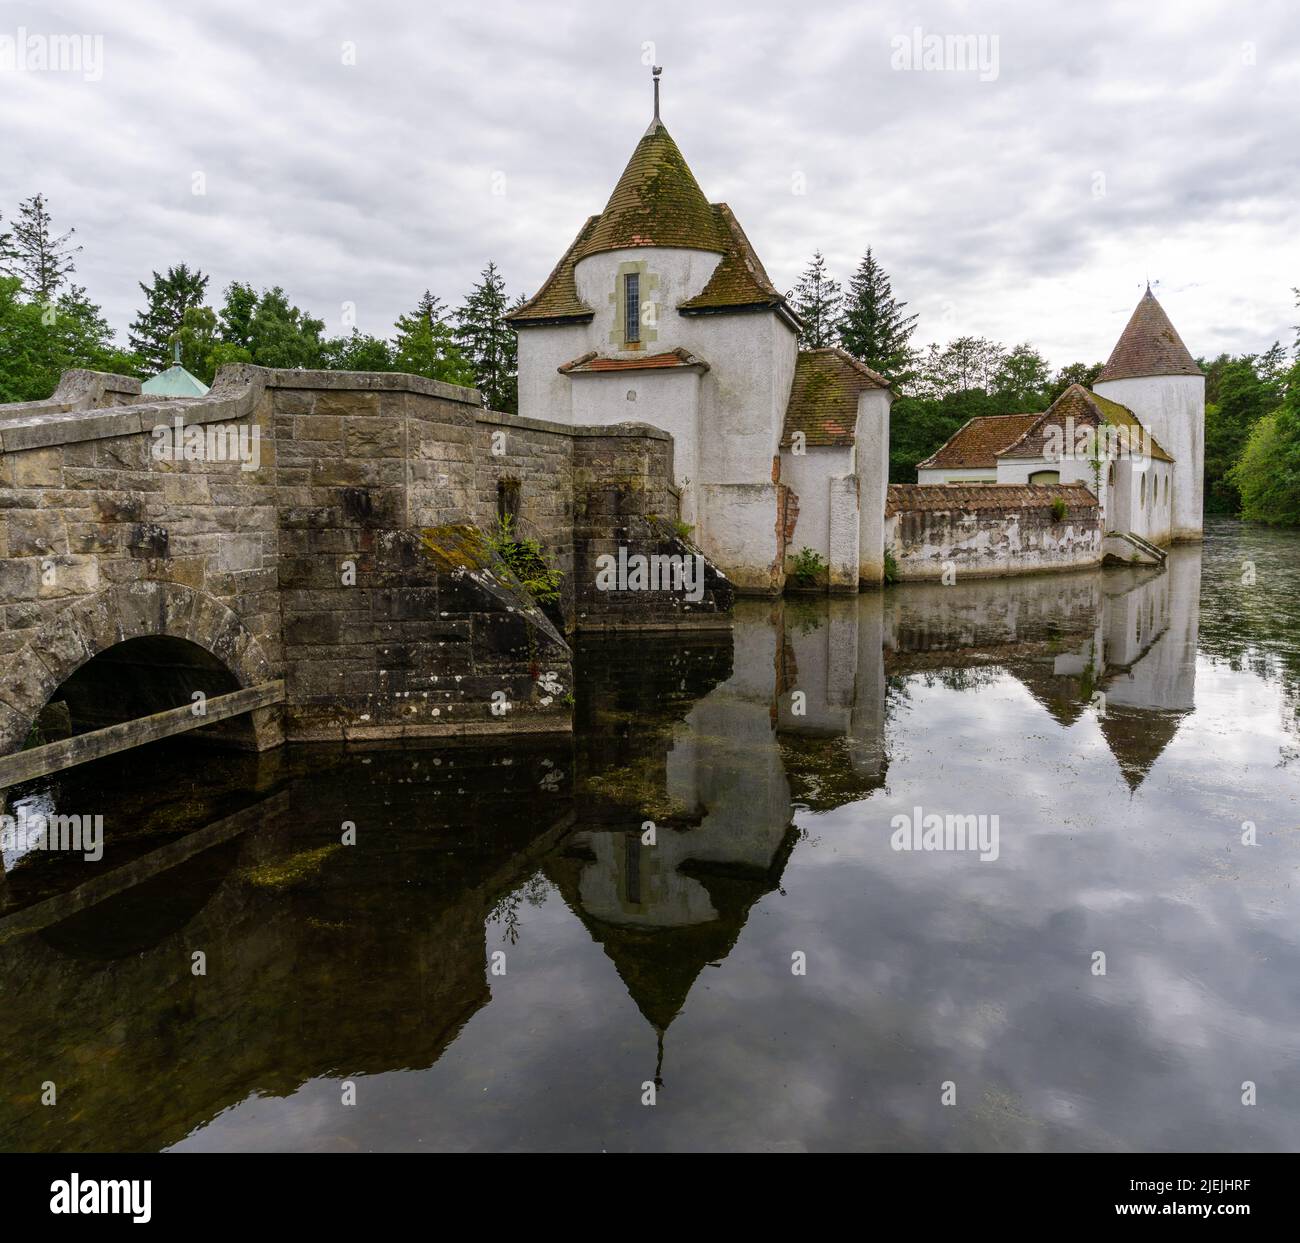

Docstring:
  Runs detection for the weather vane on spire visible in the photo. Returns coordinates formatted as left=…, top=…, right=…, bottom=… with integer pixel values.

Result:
left=652, top=64, right=662, bottom=123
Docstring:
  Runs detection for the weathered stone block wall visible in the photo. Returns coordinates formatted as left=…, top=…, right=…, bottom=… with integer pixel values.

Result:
left=571, top=427, right=733, bottom=628
left=0, top=370, right=282, bottom=756
left=884, top=484, right=1103, bottom=582
left=266, top=376, right=571, bottom=741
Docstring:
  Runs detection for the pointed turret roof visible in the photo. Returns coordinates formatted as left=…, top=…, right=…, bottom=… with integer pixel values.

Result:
left=1098, top=288, right=1202, bottom=382
left=580, top=120, right=723, bottom=260
left=509, top=98, right=791, bottom=326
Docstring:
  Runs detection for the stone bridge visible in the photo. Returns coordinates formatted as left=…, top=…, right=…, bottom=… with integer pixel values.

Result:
left=0, top=366, right=730, bottom=787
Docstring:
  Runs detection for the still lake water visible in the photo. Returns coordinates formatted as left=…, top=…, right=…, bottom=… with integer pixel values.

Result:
left=2, top=517, right=1297, bottom=1153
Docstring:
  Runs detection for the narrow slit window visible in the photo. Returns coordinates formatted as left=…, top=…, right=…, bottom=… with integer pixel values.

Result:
left=624, top=273, right=640, bottom=343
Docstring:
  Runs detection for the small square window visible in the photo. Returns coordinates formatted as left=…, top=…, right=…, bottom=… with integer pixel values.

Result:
left=624, top=273, right=640, bottom=343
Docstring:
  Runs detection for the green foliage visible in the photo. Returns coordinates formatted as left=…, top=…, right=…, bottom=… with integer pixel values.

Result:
left=1046, top=361, right=1103, bottom=403
left=3, top=194, right=81, bottom=300
left=884, top=548, right=899, bottom=584
left=790, top=546, right=827, bottom=587
left=485, top=514, right=563, bottom=604
left=1229, top=362, right=1300, bottom=526
left=128, top=263, right=210, bottom=372
left=392, top=290, right=476, bottom=386
left=0, top=275, right=138, bottom=402
left=837, top=247, right=918, bottom=384
left=320, top=331, right=395, bottom=372
left=456, top=262, right=518, bottom=412
left=1050, top=497, right=1068, bottom=522
left=788, top=250, right=842, bottom=348
left=1202, top=350, right=1286, bottom=512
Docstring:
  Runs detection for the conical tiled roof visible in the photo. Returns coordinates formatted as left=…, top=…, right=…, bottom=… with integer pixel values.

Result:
left=1098, top=289, right=1202, bottom=381
left=509, top=118, right=789, bottom=326
left=579, top=120, right=724, bottom=260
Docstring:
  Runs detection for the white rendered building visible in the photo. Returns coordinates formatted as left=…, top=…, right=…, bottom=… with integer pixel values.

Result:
left=508, top=83, right=892, bottom=593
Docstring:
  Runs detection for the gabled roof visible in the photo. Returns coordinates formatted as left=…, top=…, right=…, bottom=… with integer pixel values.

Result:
left=998, top=383, right=1173, bottom=463
left=781, top=347, right=889, bottom=448
left=557, top=347, right=708, bottom=374
left=917, top=412, right=1041, bottom=470
left=508, top=120, right=793, bottom=327
left=1099, top=288, right=1202, bottom=381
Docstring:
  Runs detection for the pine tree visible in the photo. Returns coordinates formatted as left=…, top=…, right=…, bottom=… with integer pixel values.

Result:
left=8, top=194, right=81, bottom=301
left=788, top=251, right=842, bottom=348
left=128, top=264, right=210, bottom=372
left=455, top=263, right=517, bottom=412
left=837, top=247, right=918, bottom=384
left=392, top=290, right=475, bottom=386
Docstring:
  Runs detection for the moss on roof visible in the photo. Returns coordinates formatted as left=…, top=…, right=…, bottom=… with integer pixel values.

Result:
left=999, top=384, right=1173, bottom=463
left=917, top=412, right=1042, bottom=470
left=508, top=214, right=599, bottom=324
left=781, top=348, right=889, bottom=448
left=678, top=204, right=785, bottom=314
left=580, top=121, right=722, bottom=259
left=510, top=122, right=791, bottom=326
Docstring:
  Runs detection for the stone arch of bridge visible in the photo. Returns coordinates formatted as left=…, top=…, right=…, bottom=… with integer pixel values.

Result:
left=0, top=581, right=276, bottom=759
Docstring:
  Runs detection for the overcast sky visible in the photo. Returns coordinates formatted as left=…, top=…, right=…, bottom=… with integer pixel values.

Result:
left=3, top=0, right=1298, bottom=369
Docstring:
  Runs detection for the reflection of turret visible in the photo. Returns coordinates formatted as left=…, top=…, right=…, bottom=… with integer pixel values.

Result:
left=877, top=550, right=1202, bottom=790
left=562, top=608, right=798, bottom=1076
left=1095, top=549, right=1200, bottom=788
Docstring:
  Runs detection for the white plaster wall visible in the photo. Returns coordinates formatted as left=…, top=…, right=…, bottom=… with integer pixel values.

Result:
left=890, top=506, right=1103, bottom=580
left=1093, top=373, right=1204, bottom=540
left=573, top=246, right=723, bottom=348
left=689, top=310, right=798, bottom=483
left=569, top=369, right=702, bottom=523
left=856, top=388, right=892, bottom=585
left=828, top=475, right=861, bottom=590
left=994, top=455, right=1095, bottom=489
left=698, top=482, right=782, bottom=593
left=917, top=467, right=996, bottom=485
left=515, top=322, right=589, bottom=421
left=516, top=244, right=800, bottom=587
left=1113, top=458, right=1174, bottom=545
left=779, top=444, right=853, bottom=567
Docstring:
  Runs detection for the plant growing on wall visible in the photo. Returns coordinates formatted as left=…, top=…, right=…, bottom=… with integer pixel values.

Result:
left=790, top=546, right=827, bottom=587
left=884, top=548, right=900, bottom=584
left=486, top=514, right=563, bottom=605
left=1050, top=498, right=1068, bottom=523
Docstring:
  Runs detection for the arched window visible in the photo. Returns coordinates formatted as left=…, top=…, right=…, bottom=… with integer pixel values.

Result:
left=1107, top=462, right=1115, bottom=488
left=1029, top=469, right=1060, bottom=485
left=1140, top=474, right=1146, bottom=505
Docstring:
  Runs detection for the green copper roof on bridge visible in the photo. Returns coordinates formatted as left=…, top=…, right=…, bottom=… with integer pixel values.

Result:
left=142, top=363, right=210, bottom=397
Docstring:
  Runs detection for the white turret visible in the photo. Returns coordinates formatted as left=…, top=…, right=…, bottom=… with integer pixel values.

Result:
left=1092, top=287, right=1205, bottom=541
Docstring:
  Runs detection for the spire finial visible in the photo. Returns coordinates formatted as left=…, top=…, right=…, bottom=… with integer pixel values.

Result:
left=173, top=338, right=182, bottom=365
left=652, top=64, right=662, bottom=124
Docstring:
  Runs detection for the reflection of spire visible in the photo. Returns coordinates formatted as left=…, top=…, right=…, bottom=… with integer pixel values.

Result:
left=545, top=829, right=797, bottom=1039
left=655, top=1024, right=665, bottom=1090
left=1097, top=707, right=1188, bottom=791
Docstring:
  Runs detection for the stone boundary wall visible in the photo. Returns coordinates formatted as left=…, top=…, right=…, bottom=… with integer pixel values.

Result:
left=884, top=483, right=1102, bottom=581
left=0, top=365, right=730, bottom=755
